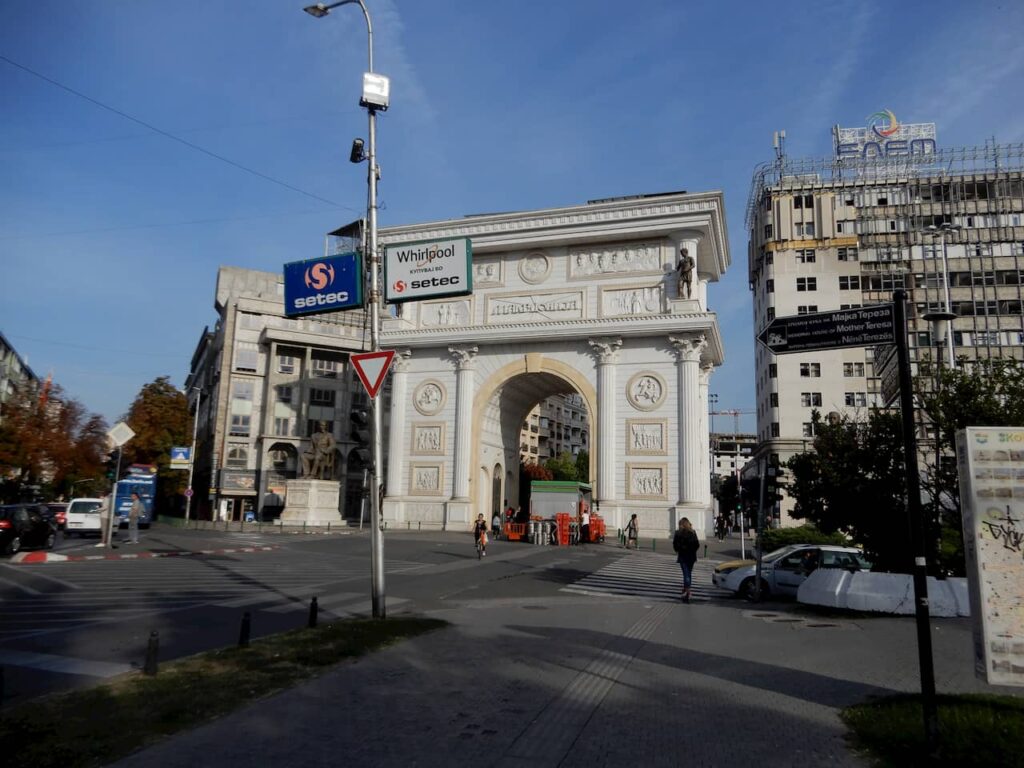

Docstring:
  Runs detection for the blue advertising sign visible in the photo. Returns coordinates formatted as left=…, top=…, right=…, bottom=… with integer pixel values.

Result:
left=283, top=252, right=363, bottom=317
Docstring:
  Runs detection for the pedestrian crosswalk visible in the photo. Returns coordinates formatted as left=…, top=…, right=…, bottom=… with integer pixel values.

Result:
left=561, top=553, right=732, bottom=603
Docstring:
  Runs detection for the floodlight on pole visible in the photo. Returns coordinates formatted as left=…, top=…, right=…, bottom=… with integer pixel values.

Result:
left=304, top=0, right=387, bottom=620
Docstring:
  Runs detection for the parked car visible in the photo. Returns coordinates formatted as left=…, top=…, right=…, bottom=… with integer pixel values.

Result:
left=712, top=544, right=872, bottom=600
left=47, top=502, right=68, bottom=531
left=0, top=503, right=58, bottom=556
left=65, top=497, right=105, bottom=536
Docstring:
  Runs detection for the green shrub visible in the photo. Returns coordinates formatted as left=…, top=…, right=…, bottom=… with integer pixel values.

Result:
left=757, top=524, right=847, bottom=554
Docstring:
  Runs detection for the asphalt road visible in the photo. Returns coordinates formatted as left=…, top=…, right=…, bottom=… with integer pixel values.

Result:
left=3, top=526, right=722, bottom=705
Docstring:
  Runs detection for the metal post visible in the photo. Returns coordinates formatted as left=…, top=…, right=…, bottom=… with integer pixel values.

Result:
left=185, top=388, right=201, bottom=524
left=754, top=459, right=769, bottom=602
left=893, top=290, right=940, bottom=754
left=939, top=235, right=956, bottom=367
left=105, top=447, right=122, bottom=549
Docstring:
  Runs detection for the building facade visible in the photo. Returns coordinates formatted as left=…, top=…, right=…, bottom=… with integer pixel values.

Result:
left=0, top=330, right=39, bottom=417
left=519, top=394, right=591, bottom=465
left=748, top=124, right=1024, bottom=522
left=185, top=266, right=375, bottom=522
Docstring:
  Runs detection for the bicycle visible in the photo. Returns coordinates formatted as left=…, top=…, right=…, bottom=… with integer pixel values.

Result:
left=476, top=532, right=488, bottom=559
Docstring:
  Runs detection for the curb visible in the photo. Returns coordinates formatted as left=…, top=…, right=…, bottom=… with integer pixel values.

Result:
left=10, top=545, right=278, bottom=565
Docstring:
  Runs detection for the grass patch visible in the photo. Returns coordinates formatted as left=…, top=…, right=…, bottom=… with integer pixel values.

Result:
left=842, top=693, right=1024, bottom=767
left=1, top=616, right=446, bottom=768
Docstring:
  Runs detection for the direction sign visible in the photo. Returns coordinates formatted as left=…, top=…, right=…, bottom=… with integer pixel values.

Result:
left=351, top=350, right=395, bottom=399
left=757, top=304, right=897, bottom=355
left=170, top=446, right=191, bottom=470
left=107, top=421, right=135, bottom=448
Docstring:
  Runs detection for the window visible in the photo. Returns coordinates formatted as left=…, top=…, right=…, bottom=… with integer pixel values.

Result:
left=232, top=380, right=253, bottom=400
left=796, top=277, right=817, bottom=292
left=769, top=393, right=779, bottom=407
left=277, top=385, right=293, bottom=403
left=843, top=362, right=865, bottom=377
left=793, top=194, right=813, bottom=209
left=273, top=417, right=294, bottom=436
left=845, top=392, right=868, bottom=407
left=765, top=252, right=774, bottom=265
left=796, top=249, right=816, bottom=263
left=230, top=414, right=251, bottom=436
left=839, top=275, right=861, bottom=290
left=795, top=222, right=816, bottom=237
left=278, top=354, right=296, bottom=374
left=235, top=342, right=258, bottom=372
left=310, top=388, right=336, bottom=406
left=768, top=364, right=778, bottom=379
left=226, top=443, right=249, bottom=468
left=766, top=307, right=776, bottom=321
left=800, top=363, right=821, bottom=377
left=771, top=422, right=780, bottom=438
left=311, top=357, right=338, bottom=378
left=797, top=305, right=818, bottom=315
left=764, top=224, right=773, bottom=240
left=836, top=221, right=855, bottom=234
left=766, top=279, right=774, bottom=293
left=837, top=246, right=859, bottom=262
left=802, top=422, right=816, bottom=438
left=801, top=392, right=822, bottom=407
left=877, top=195, right=888, bottom=206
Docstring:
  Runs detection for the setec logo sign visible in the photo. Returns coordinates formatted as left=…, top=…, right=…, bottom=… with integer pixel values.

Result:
left=384, top=237, right=472, bottom=304
left=282, top=252, right=362, bottom=317
left=833, top=109, right=937, bottom=161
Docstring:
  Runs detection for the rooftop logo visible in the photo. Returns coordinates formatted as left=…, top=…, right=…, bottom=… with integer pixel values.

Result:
left=304, top=262, right=335, bottom=291
left=868, top=109, right=899, bottom=139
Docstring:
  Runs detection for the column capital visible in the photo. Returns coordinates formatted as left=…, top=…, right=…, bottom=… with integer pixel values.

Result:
left=588, top=337, right=623, bottom=364
left=669, top=334, right=707, bottom=363
left=699, top=361, right=714, bottom=387
left=448, top=346, right=478, bottom=370
left=392, top=349, right=413, bottom=373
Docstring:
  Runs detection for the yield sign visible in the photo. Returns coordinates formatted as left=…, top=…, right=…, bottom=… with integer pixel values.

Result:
left=351, top=350, right=395, bottom=398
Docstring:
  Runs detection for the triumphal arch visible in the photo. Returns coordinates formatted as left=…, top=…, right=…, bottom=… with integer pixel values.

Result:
left=379, top=190, right=730, bottom=535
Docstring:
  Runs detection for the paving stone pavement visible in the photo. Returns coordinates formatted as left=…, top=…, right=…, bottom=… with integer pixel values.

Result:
left=110, top=585, right=1017, bottom=768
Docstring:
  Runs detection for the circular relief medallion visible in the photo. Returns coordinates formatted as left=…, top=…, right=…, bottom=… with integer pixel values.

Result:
left=413, top=380, right=446, bottom=416
left=626, top=371, right=667, bottom=411
left=518, top=252, right=551, bottom=284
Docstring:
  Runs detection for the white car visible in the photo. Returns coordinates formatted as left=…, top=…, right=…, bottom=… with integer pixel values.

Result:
left=65, top=497, right=104, bottom=536
left=712, top=544, right=872, bottom=600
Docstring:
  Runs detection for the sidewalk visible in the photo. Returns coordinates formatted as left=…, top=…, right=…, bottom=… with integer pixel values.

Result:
left=110, top=570, right=1008, bottom=767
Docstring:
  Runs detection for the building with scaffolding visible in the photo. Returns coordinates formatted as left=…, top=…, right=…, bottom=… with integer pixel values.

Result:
left=747, top=120, right=1024, bottom=521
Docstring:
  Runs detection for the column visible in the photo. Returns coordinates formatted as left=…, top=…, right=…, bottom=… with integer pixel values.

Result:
left=669, top=335, right=707, bottom=505
left=588, top=337, right=622, bottom=505
left=449, top=346, right=478, bottom=500
left=385, top=350, right=412, bottom=501
left=699, top=362, right=714, bottom=506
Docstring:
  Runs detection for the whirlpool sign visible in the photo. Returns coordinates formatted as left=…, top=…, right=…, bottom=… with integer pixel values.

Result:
left=384, top=237, right=472, bottom=304
left=282, top=252, right=363, bottom=317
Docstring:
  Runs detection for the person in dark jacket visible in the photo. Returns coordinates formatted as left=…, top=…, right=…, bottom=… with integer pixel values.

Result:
left=672, top=517, right=700, bottom=602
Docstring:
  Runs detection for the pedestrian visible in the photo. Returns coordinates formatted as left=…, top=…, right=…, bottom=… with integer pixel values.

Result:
left=491, top=511, right=502, bottom=538
left=581, top=507, right=591, bottom=544
left=625, top=513, right=639, bottom=549
left=673, top=517, right=700, bottom=602
left=126, top=492, right=144, bottom=544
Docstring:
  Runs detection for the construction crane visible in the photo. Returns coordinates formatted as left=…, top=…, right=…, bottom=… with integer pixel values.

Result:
left=709, top=408, right=754, bottom=437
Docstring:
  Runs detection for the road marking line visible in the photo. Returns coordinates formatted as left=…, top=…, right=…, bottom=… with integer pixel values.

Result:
left=0, top=576, right=42, bottom=595
left=0, top=562, right=81, bottom=589
left=0, top=649, right=133, bottom=678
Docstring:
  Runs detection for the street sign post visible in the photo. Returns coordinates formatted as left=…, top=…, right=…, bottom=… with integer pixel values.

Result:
left=757, top=304, right=897, bottom=354
left=351, top=350, right=395, bottom=399
left=104, top=422, right=135, bottom=550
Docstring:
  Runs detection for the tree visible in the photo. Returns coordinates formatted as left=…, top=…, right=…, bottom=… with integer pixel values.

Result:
left=0, top=383, right=108, bottom=502
left=917, top=358, right=1024, bottom=574
left=786, top=410, right=910, bottom=573
left=543, top=451, right=582, bottom=481
left=120, top=377, right=191, bottom=516
left=574, top=450, right=590, bottom=484
left=521, top=461, right=553, bottom=482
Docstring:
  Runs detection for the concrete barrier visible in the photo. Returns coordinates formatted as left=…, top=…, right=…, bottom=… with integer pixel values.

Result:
left=798, top=570, right=970, bottom=617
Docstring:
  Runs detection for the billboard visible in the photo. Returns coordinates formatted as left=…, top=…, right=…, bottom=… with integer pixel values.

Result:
left=384, top=237, right=472, bottom=304
left=833, top=109, right=936, bottom=160
left=955, top=426, right=1024, bottom=687
left=283, top=252, right=363, bottom=317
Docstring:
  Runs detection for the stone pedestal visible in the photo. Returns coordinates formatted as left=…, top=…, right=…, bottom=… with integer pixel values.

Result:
left=281, top=479, right=342, bottom=525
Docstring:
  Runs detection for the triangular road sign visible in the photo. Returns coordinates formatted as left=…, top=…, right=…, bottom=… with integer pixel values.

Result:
left=351, top=350, right=395, bottom=399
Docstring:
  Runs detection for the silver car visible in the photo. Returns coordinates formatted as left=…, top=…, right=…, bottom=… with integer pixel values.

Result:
left=712, top=544, right=872, bottom=600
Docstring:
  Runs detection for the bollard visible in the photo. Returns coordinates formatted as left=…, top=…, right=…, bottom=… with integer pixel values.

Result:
left=327, top=522, right=331, bottom=533
left=143, top=631, right=159, bottom=676
left=239, top=611, right=251, bottom=648
left=418, top=521, right=422, bottom=531
left=704, top=544, right=708, bottom=558
left=303, top=521, right=307, bottom=534
left=407, top=521, right=411, bottom=530
left=308, top=596, right=319, bottom=629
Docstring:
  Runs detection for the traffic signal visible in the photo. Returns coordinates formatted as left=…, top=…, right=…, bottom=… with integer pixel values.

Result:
left=350, top=409, right=371, bottom=464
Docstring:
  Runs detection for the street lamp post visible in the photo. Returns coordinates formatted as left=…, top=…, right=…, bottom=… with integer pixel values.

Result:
left=185, top=387, right=201, bottom=525
left=923, top=223, right=962, bottom=370
left=304, top=0, right=389, bottom=619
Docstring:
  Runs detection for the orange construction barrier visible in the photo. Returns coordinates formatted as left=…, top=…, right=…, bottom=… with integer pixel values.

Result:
left=555, top=513, right=570, bottom=546
left=590, top=514, right=606, bottom=543
left=504, top=522, right=527, bottom=542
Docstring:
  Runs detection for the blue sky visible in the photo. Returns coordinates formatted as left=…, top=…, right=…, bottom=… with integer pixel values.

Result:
left=3, top=0, right=1023, bottom=432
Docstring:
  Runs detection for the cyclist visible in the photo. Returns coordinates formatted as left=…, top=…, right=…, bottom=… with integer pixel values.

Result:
left=473, top=513, right=489, bottom=558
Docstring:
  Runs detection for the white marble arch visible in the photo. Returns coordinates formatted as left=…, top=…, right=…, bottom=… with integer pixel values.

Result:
left=380, top=191, right=730, bottom=535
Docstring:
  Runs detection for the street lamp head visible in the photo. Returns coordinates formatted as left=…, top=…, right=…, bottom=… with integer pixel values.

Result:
left=303, top=4, right=331, bottom=18
left=360, top=72, right=390, bottom=110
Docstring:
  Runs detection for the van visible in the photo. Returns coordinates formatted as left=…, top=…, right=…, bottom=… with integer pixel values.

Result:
left=65, top=497, right=104, bottom=537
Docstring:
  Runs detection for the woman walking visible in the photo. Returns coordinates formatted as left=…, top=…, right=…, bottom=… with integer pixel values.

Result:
left=672, top=517, right=700, bottom=602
